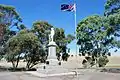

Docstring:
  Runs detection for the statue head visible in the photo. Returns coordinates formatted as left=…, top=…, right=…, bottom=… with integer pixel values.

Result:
left=51, top=28, right=54, bottom=31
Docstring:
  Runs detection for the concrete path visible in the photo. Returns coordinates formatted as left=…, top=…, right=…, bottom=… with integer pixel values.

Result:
left=26, top=71, right=78, bottom=77
left=0, top=71, right=120, bottom=80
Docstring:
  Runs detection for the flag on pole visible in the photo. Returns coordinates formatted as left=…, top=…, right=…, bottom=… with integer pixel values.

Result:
left=61, top=4, right=76, bottom=12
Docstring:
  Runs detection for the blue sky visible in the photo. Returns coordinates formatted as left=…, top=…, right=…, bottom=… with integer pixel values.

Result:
left=0, top=0, right=119, bottom=55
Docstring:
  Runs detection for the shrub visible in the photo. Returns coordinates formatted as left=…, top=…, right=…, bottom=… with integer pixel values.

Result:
left=98, top=56, right=109, bottom=67
left=78, top=54, right=81, bottom=56
left=82, top=59, right=87, bottom=68
left=82, top=56, right=96, bottom=68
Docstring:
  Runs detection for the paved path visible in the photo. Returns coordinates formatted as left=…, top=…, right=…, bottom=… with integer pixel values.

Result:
left=0, top=71, right=120, bottom=80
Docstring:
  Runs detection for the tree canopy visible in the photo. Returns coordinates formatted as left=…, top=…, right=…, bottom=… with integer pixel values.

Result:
left=5, top=29, right=43, bottom=69
left=104, top=0, right=120, bottom=48
left=105, top=0, right=120, bottom=16
left=77, top=15, right=108, bottom=55
left=76, top=0, right=120, bottom=67
left=0, top=4, right=22, bottom=25
left=0, top=4, right=24, bottom=57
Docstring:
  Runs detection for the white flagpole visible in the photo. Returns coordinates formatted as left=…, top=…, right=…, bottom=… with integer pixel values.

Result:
left=74, top=3, right=78, bottom=76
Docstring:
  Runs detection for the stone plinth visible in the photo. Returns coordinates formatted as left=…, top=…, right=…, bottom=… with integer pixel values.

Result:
left=37, top=65, right=71, bottom=75
left=47, top=41, right=58, bottom=65
left=47, top=41, right=57, bottom=60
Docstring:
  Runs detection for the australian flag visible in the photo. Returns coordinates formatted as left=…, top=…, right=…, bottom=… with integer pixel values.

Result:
left=61, top=4, right=75, bottom=12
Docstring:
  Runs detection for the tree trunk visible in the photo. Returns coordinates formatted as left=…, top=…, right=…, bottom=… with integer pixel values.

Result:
left=11, top=61, right=16, bottom=71
left=29, top=63, right=38, bottom=69
left=26, top=60, right=31, bottom=70
left=15, top=54, right=20, bottom=68
left=0, top=24, right=5, bottom=42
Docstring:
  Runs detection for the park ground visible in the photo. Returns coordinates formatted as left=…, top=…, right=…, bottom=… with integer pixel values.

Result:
left=0, top=69, right=120, bottom=80
left=1, top=56, right=120, bottom=69
left=0, top=56, right=120, bottom=80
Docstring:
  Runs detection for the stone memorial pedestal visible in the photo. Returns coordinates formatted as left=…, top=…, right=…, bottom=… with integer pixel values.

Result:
left=35, top=28, right=77, bottom=77
left=37, top=41, right=75, bottom=76
left=47, top=41, right=58, bottom=65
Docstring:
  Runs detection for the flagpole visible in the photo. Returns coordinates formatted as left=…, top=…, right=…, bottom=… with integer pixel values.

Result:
left=74, top=3, right=78, bottom=76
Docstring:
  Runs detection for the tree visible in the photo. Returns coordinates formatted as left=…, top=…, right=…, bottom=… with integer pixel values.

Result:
left=104, top=0, right=120, bottom=16
left=0, top=4, right=23, bottom=57
left=0, top=4, right=22, bottom=41
left=104, top=0, right=120, bottom=49
left=77, top=1, right=120, bottom=61
left=76, top=15, right=111, bottom=67
left=32, top=21, right=53, bottom=63
left=0, top=4, right=22, bottom=24
left=5, top=29, right=43, bottom=70
left=54, top=28, right=74, bottom=61
left=32, top=21, right=52, bottom=44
